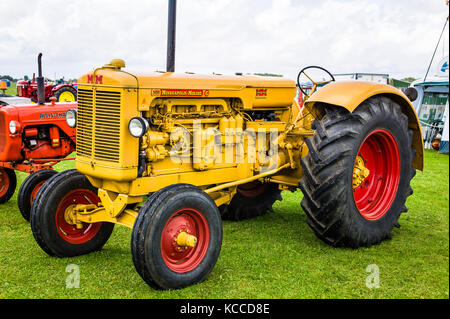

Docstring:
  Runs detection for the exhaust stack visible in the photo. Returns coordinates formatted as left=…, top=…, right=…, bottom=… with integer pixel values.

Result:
left=166, top=0, right=177, bottom=72
left=37, top=53, right=45, bottom=105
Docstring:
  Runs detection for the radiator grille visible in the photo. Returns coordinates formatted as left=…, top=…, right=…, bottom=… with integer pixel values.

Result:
left=94, top=90, right=121, bottom=162
left=76, top=89, right=93, bottom=158
left=76, top=88, right=121, bottom=163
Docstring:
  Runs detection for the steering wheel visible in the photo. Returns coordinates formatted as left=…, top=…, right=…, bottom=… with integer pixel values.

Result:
left=297, top=66, right=335, bottom=98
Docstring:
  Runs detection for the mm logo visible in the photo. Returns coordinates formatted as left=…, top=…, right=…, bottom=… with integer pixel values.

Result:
left=87, top=74, right=103, bottom=84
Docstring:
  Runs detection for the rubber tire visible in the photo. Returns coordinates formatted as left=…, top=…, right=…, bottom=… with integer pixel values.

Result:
left=131, top=183, right=222, bottom=290
left=220, top=183, right=282, bottom=221
left=54, top=86, right=77, bottom=102
left=18, top=169, right=57, bottom=222
left=299, top=96, right=416, bottom=248
left=0, top=168, right=17, bottom=204
left=30, top=169, right=114, bottom=257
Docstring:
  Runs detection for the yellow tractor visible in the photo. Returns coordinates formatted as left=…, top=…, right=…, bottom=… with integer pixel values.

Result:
left=29, top=3, right=423, bottom=290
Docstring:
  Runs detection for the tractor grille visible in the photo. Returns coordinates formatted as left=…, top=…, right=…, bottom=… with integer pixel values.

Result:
left=76, top=88, right=121, bottom=163
left=77, top=89, right=94, bottom=158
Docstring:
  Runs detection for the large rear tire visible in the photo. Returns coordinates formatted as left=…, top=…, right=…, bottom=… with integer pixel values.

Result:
left=131, top=183, right=222, bottom=290
left=18, top=169, right=57, bottom=222
left=299, top=96, right=416, bottom=248
left=54, top=86, right=77, bottom=102
left=0, top=168, right=16, bottom=204
left=220, top=182, right=282, bottom=221
left=30, top=169, right=114, bottom=257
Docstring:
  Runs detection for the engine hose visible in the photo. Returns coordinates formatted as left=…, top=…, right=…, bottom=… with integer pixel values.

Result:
left=137, top=150, right=146, bottom=177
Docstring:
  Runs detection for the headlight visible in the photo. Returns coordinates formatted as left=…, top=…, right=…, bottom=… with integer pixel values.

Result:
left=9, top=121, right=19, bottom=134
left=66, top=109, right=77, bottom=128
left=128, top=117, right=149, bottom=138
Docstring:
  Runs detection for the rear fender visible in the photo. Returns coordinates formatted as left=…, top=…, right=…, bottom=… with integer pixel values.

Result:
left=304, top=81, right=424, bottom=171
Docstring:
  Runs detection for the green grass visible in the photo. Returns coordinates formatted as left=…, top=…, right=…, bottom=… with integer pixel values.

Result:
left=0, top=150, right=448, bottom=299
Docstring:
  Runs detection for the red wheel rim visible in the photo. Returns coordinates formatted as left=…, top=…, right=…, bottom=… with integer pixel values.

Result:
left=237, top=181, right=268, bottom=197
left=161, top=208, right=210, bottom=273
left=30, top=180, right=46, bottom=206
left=55, top=189, right=102, bottom=244
left=353, top=129, right=401, bottom=220
left=0, top=169, right=10, bottom=197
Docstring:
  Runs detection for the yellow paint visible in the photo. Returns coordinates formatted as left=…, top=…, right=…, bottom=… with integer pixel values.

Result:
left=176, top=232, right=197, bottom=248
left=72, top=59, right=423, bottom=229
left=352, top=155, right=370, bottom=188
left=58, top=91, right=76, bottom=102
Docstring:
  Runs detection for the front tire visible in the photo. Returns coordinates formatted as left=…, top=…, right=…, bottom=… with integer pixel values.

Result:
left=131, top=184, right=222, bottom=290
left=0, top=168, right=17, bottom=204
left=299, top=97, right=416, bottom=248
left=30, top=169, right=114, bottom=257
left=18, top=169, right=57, bottom=222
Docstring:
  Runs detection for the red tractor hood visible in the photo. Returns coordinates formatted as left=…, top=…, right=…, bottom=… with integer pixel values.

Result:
left=0, top=101, right=76, bottom=162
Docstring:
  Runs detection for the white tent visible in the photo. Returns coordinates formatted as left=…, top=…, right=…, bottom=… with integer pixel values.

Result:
left=440, top=99, right=449, bottom=153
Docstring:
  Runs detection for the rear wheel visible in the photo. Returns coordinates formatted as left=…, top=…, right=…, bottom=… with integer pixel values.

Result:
left=220, top=182, right=282, bottom=221
left=0, top=168, right=16, bottom=204
left=18, top=169, right=57, bottom=222
left=299, top=96, right=416, bottom=248
left=54, top=86, right=77, bottom=102
left=30, top=169, right=114, bottom=257
left=131, top=184, right=222, bottom=290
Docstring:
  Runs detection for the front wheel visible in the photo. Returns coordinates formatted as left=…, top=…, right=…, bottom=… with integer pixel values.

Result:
left=131, top=183, right=222, bottom=290
left=30, top=169, right=114, bottom=257
left=18, top=169, right=57, bottom=222
left=299, top=97, right=416, bottom=248
left=0, top=168, right=17, bottom=204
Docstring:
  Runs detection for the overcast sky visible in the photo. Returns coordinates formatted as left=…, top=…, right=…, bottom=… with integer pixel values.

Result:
left=0, top=0, right=448, bottom=81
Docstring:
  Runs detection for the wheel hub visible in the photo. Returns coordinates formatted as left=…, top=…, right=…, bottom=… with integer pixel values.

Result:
left=176, top=231, right=197, bottom=248
left=352, top=155, right=370, bottom=188
left=55, top=189, right=102, bottom=244
left=352, top=129, right=401, bottom=220
left=0, top=170, right=8, bottom=196
left=161, top=208, right=210, bottom=273
left=58, top=91, right=75, bottom=101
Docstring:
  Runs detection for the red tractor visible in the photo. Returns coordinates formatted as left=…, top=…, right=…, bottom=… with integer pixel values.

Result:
left=0, top=53, right=76, bottom=221
left=16, top=75, right=77, bottom=103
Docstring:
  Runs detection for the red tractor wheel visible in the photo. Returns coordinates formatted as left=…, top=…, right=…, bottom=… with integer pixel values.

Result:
left=30, top=169, right=114, bottom=257
left=299, top=96, right=416, bottom=248
left=18, top=169, right=58, bottom=222
left=0, top=168, right=17, bottom=204
left=220, top=182, right=282, bottom=221
left=131, top=183, right=222, bottom=290
left=353, top=129, right=400, bottom=220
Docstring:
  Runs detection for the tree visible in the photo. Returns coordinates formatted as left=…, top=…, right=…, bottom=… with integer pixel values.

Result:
left=400, top=77, right=416, bottom=83
left=253, top=73, right=283, bottom=77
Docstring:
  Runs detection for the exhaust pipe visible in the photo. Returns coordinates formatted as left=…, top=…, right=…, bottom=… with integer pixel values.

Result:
left=37, top=53, right=45, bottom=105
left=166, top=0, right=176, bottom=72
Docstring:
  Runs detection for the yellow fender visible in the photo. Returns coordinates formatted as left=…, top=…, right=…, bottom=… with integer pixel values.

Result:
left=304, top=81, right=424, bottom=171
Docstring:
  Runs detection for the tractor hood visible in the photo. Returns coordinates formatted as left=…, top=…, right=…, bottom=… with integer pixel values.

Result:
left=78, top=59, right=296, bottom=90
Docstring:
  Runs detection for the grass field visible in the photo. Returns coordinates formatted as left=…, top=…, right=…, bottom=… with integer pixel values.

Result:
left=0, top=150, right=448, bottom=299
left=2, top=81, right=17, bottom=95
